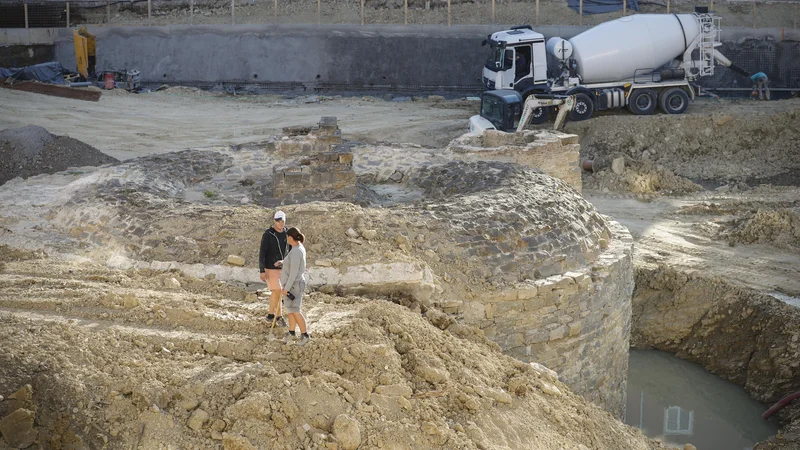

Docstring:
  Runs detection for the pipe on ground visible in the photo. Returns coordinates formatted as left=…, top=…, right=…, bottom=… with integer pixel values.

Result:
left=762, top=391, right=800, bottom=420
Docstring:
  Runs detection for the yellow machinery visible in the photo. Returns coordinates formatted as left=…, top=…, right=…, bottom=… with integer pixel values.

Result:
left=73, top=27, right=96, bottom=79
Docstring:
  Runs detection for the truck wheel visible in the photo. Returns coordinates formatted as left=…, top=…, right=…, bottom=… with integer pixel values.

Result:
left=568, top=93, right=594, bottom=121
left=659, top=88, right=689, bottom=114
left=530, top=106, right=550, bottom=124
left=628, top=89, right=657, bottom=115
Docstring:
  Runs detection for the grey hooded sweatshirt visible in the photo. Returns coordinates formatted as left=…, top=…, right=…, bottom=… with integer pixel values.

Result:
left=280, top=243, right=307, bottom=292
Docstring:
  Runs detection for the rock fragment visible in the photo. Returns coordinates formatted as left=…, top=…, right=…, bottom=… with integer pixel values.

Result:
left=332, top=415, right=361, bottom=450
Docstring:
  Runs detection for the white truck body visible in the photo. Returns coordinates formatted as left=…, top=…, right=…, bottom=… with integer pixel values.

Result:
left=480, top=12, right=741, bottom=120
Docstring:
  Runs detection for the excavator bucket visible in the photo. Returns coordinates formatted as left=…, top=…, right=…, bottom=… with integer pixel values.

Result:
left=553, top=96, right=575, bottom=131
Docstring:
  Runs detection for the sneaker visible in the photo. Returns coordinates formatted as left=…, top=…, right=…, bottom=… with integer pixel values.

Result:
left=283, top=332, right=296, bottom=345
left=297, top=335, right=311, bottom=346
left=276, top=316, right=287, bottom=327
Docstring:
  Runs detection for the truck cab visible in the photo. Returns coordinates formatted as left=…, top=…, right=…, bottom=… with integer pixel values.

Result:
left=482, top=26, right=549, bottom=96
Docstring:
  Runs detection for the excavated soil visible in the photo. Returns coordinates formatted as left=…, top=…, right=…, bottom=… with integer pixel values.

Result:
left=0, top=254, right=666, bottom=450
left=567, top=98, right=800, bottom=194
left=0, top=126, right=119, bottom=186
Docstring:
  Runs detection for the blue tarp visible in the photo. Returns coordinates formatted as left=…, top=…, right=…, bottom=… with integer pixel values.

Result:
left=0, top=62, right=69, bottom=84
left=568, top=0, right=639, bottom=14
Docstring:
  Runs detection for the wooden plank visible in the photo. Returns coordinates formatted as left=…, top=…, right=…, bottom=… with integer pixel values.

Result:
left=0, top=80, right=101, bottom=102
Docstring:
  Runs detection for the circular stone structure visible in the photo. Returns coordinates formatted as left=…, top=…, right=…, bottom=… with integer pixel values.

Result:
left=399, top=161, right=634, bottom=418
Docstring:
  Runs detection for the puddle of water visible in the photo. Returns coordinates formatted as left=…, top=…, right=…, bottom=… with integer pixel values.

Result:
left=625, top=350, right=779, bottom=450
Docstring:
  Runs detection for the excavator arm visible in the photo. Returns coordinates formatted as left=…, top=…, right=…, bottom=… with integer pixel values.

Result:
left=517, top=94, right=576, bottom=132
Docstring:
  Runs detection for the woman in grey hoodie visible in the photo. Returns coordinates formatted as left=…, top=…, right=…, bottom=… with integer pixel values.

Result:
left=280, top=227, right=309, bottom=345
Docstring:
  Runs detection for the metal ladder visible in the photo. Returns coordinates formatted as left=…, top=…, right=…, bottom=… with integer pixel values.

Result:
left=698, top=14, right=721, bottom=77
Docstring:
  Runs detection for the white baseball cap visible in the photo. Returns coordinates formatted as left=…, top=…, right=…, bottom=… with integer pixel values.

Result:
left=274, top=210, right=286, bottom=221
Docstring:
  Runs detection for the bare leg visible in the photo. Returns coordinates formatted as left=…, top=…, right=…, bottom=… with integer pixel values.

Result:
left=266, top=270, right=282, bottom=316
left=288, top=313, right=297, bottom=333
left=292, top=312, right=307, bottom=334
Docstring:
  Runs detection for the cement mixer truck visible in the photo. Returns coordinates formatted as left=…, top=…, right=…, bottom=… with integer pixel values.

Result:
left=475, top=10, right=750, bottom=130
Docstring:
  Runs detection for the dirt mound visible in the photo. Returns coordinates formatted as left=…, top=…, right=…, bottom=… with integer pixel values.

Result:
left=677, top=199, right=800, bottom=251
left=0, top=126, right=119, bottom=186
left=0, top=255, right=666, bottom=450
left=729, top=208, right=800, bottom=250
left=584, top=158, right=703, bottom=195
left=567, top=98, right=800, bottom=185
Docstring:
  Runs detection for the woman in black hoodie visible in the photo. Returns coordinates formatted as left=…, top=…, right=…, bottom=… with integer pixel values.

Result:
left=259, top=210, right=291, bottom=324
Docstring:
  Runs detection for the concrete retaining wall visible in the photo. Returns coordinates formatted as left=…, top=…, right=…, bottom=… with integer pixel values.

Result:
left=12, top=24, right=792, bottom=92
left=462, top=220, right=635, bottom=418
left=0, top=44, right=54, bottom=67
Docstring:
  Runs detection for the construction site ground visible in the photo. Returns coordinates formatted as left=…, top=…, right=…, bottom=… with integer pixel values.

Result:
left=2, top=88, right=799, bottom=301
left=1, top=87, right=799, bottom=449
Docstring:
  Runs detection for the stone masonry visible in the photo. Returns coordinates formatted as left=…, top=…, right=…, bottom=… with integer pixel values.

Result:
left=447, top=130, right=582, bottom=193
left=271, top=117, right=356, bottom=203
left=461, top=220, right=633, bottom=418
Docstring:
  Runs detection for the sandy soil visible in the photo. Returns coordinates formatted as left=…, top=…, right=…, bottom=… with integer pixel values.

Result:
left=76, top=0, right=800, bottom=29
left=586, top=189, right=800, bottom=301
left=0, top=89, right=474, bottom=161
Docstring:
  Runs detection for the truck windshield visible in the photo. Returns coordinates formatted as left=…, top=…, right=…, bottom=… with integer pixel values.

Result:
left=484, top=41, right=503, bottom=71
left=481, top=95, right=504, bottom=125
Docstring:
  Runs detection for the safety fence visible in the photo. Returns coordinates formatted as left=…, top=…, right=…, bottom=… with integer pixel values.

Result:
left=1, top=0, right=799, bottom=29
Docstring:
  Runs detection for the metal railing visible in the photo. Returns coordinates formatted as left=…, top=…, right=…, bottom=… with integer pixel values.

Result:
left=1, top=0, right=798, bottom=29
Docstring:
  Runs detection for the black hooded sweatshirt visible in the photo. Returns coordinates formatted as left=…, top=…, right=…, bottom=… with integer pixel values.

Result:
left=259, top=227, right=291, bottom=272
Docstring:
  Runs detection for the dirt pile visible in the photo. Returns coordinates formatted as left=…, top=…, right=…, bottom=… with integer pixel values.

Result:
left=567, top=98, right=800, bottom=189
left=678, top=198, right=800, bottom=250
left=584, top=157, right=703, bottom=195
left=0, top=254, right=667, bottom=450
left=0, top=126, right=119, bottom=186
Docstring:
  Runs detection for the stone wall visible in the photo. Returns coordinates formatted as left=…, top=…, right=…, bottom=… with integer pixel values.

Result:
left=462, top=220, right=634, bottom=418
left=447, top=130, right=582, bottom=192
left=270, top=117, right=356, bottom=203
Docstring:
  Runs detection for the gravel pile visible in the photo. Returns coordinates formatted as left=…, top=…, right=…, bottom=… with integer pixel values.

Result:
left=0, top=125, right=118, bottom=186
